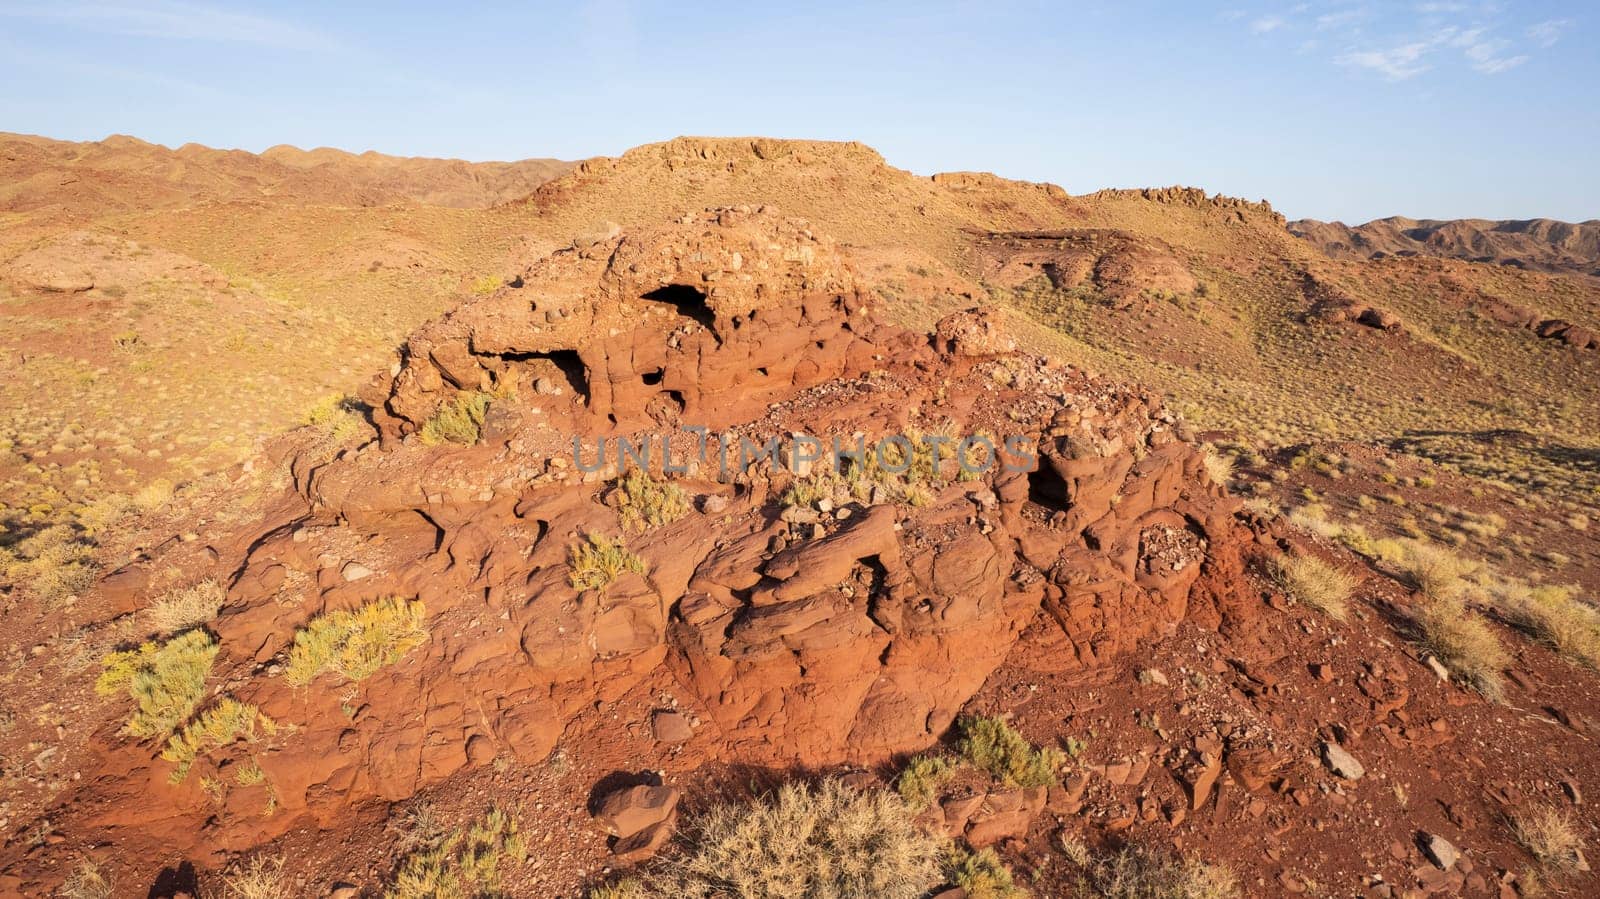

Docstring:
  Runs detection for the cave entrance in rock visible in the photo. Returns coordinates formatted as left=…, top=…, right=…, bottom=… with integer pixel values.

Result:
left=642, top=283, right=717, bottom=332
left=1028, top=459, right=1071, bottom=510
left=500, top=349, right=589, bottom=404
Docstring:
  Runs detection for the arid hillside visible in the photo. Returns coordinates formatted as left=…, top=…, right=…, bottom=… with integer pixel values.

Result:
left=2, top=134, right=1599, bottom=899
left=1290, top=215, right=1600, bottom=277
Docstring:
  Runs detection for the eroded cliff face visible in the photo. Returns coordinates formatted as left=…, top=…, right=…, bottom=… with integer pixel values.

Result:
left=20, top=208, right=1260, bottom=875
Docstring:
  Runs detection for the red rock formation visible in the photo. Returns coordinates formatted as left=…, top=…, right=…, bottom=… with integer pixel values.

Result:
left=4, top=208, right=1258, bottom=889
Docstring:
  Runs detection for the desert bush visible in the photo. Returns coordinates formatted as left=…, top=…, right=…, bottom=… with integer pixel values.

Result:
left=568, top=533, right=645, bottom=593
left=303, top=393, right=368, bottom=443
left=284, top=598, right=428, bottom=686
left=1511, top=804, right=1585, bottom=874
left=616, top=470, right=690, bottom=532
left=133, top=479, right=174, bottom=511
left=161, top=697, right=275, bottom=782
left=146, top=579, right=225, bottom=634
left=1414, top=596, right=1509, bottom=701
left=59, top=859, right=115, bottom=899
left=958, top=715, right=1065, bottom=788
left=1201, top=445, right=1234, bottom=490
left=1494, top=582, right=1600, bottom=669
left=1267, top=553, right=1354, bottom=620
left=386, top=807, right=525, bottom=899
left=895, top=754, right=956, bottom=811
left=220, top=854, right=287, bottom=899
left=946, top=846, right=1024, bottom=899
left=1386, top=539, right=1478, bottom=601
left=1077, top=844, right=1240, bottom=898
left=96, top=629, right=218, bottom=739
left=420, top=390, right=494, bottom=446
left=1, top=524, right=97, bottom=603
left=660, top=778, right=942, bottom=899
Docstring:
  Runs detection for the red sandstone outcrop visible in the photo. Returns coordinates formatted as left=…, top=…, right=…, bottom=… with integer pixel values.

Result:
left=3, top=208, right=1258, bottom=889
left=977, top=229, right=1199, bottom=306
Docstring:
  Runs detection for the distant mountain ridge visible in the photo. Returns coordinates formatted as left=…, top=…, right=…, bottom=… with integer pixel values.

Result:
left=1290, top=215, right=1600, bottom=277
left=0, top=131, right=574, bottom=217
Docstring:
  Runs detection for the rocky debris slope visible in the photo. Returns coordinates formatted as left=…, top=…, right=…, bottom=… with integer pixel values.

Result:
left=0, top=207, right=1258, bottom=892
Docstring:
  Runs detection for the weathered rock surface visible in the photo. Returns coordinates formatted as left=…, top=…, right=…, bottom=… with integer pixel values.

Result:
left=16, top=208, right=1258, bottom=877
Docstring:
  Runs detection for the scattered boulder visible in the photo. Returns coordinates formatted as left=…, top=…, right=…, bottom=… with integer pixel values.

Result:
left=593, top=784, right=681, bottom=839
left=1420, top=832, right=1459, bottom=870
left=651, top=710, right=694, bottom=744
left=1320, top=741, right=1365, bottom=781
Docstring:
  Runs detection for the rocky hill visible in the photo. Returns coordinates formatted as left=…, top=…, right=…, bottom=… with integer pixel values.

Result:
left=1290, top=216, right=1600, bottom=277
left=0, top=132, right=573, bottom=219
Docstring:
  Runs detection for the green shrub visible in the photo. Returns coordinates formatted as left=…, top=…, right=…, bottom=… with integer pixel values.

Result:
left=387, top=807, right=525, bottom=899
left=568, top=534, right=645, bottom=593
left=616, top=470, right=690, bottom=532
left=958, top=715, right=1065, bottom=788
left=420, top=390, right=494, bottom=446
left=161, top=698, right=275, bottom=783
left=284, top=598, right=428, bottom=686
left=96, top=630, right=218, bottom=739
left=895, top=754, right=956, bottom=811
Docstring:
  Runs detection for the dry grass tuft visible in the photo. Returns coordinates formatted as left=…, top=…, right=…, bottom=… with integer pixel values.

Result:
left=616, top=470, right=690, bottom=532
left=1078, top=845, right=1241, bottom=898
left=946, top=846, right=1024, bottom=898
left=284, top=597, right=428, bottom=686
left=958, top=715, right=1066, bottom=788
left=145, top=579, right=225, bottom=634
left=1414, top=596, right=1510, bottom=701
left=1511, top=804, right=1586, bottom=875
left=386, top=807, right=525, bottom=899
left=96, top=629, right=218, bottom=739
left=1, top=524, right=97, bottom=604
left=1268, top=553, right=1355, bottom=620
left=420, top=390, right=494, bottom=446
left=220, top=854, right=287, bottom=899
left=59, top=859, right=115, bottom=899
left=1385, top=539, right=1478, bottom=601
left=568, top=533, right=645, bottom=593
left=655, top=778, right=942, bottom=899
left=1493, top=582, right=1600, bottom=669
left=1201, top=445, right=1235, bottom=491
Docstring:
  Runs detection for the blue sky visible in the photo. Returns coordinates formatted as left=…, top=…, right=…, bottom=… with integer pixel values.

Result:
left=1, top=1, right=1594, bottom=223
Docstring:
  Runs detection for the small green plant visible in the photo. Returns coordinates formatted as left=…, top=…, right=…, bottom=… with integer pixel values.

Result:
left=568, top=534, right=645, bottom=593
left=96, top=630, right=219, bottom=739
left=234, top=757, right=267, bottom=786
left=946, top=846, right=1024, bottom=899
left=304, top=393, right=368, bottom=443
left=958, top=715, right=1065, bottom=787
left=1268, top=552, right=1355, bottom=620
left=284, top=598, right=428, bottom=686
left=616, top=469, right=690, bottom=532
left=420, top=390, right=494, bottom=446
left=161, top=698, right=275, bottom=783
left=895, top=754, right=957, bottom=811
left=386, top=807, right=526, bottom=899
left=469, top=274, right=503, bottom=295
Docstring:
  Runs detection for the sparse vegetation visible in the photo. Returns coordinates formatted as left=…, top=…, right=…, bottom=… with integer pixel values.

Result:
left=1414, top=596, right=1510, bottom=701
left=616, top=469, right=690, bottom=532
left=0, top=523, right=97, bottom=603
left=59, top=859, right=115, bottom=899
left=568, top=533, right=645, bottom=593
left=652, top=778, right=942, bottom=899
left=1267, top=552, right=1354, bottom=620
left=220, top=854, right=287, bottom=899
left=895, top=754, right=957, bottom=811
left=958, top=715, right=1066, bottom=788
left=420, top=389, right=495, bottom=446
left=946, top=846, right=1024, bottom=899
left=145, top=578, right=225, bottom=634
left=386, top=807, right=526, bottom=899
left=1511, top=804, right=1586, bottom=875
left=161, top=697, right=275, bottom=782
left=96, top=629, right=218, bottom=739
left=284, top=597, right=429, bottom=686
left=1074, top=844, right=1240, bottom=899
left=1493, top=582, right=1600, bottom=669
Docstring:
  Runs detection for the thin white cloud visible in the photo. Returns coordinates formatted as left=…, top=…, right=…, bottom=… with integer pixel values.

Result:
left=1251, top=15, right=1287, bottom=34
left=0, top=1, right=337, bottom=51
left=1336, top=41, right=1435, bottom=79
left=1526, top=18, right=1573, bottom=47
